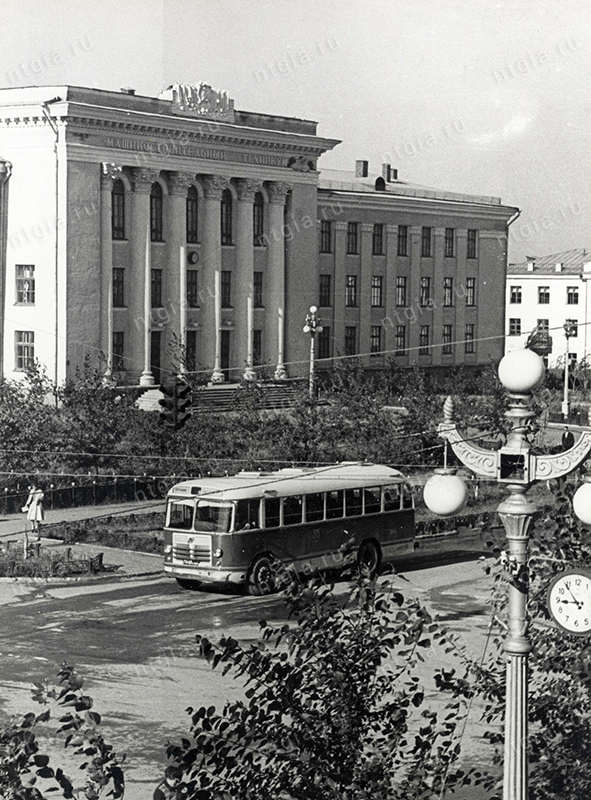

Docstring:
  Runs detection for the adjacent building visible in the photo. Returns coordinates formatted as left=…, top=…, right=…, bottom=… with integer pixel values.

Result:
left=505, top=249, right=591, bottom=368
left=0, top=82, right=519, bottom=387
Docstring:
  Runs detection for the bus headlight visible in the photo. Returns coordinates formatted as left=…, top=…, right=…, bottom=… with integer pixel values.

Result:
left=213, top=547, right=223, bottom=558
left=164, top=545, right=172, bottom=554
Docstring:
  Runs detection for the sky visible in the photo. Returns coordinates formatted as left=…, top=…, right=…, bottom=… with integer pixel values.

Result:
left=2, top=0, right=589, bottom=263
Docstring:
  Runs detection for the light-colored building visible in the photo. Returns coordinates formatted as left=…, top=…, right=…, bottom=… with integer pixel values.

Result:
left=0, top=83, right=519, bottom=387
left=505, top=249, right=591, bottom=368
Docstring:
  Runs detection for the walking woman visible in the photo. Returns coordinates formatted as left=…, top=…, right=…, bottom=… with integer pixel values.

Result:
left=23, top=484, right=45, bottom=540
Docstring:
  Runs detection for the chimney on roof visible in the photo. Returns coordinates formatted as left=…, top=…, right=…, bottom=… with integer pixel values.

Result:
left=584, top=261, right=591, bottom=273
left=382, top=164, right=398, bottom=182
left=526, top=256, right=536, bottom=272
left=355, top=160, right=369, bottom=178
left=120, top=87, right=136, bottom=95
left=555, top=262, right=563, bottom=272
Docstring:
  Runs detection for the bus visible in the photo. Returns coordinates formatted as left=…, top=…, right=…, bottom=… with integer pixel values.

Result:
left=163, top=462, right=415, bottom=594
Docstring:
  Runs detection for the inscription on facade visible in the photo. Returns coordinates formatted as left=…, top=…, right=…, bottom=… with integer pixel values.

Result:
left=103, top=136, right=289, bottom=167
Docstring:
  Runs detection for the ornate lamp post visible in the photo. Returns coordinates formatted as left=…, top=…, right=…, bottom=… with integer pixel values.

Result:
left=562, top=320, right=578, bottom=420
left=303, top=306, right=323, bottom=400
left=423, top=348, right=591, bottom=800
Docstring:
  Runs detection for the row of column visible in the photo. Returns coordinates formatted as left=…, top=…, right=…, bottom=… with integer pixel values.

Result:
left=100, top=164, right=292, bottom=384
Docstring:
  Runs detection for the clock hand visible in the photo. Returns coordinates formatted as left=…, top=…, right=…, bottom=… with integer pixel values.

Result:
left=564, top=585, right=583, bottom=608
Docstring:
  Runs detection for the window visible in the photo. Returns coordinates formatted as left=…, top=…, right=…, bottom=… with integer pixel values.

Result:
left=320, top=220, right=332, bottom=253
left=364, top=487, right=381, bottom=515
left=567, top=286, right=579, bottom=305
left=112, top=179, right=125, bottom=240
left=186, top=185, right=198, bottom=243
left=283, top=496, right=303, bottom=526
left=565, top=319, right=578, bottom=337
left=345, top=275, right=358, bottom=307
left=319, top=274, right=331, bottom=307
left=186, top=330, right=197, bottom=370
left=326, top=490, right=344, bottom=519
left=371, top=275, right=384, bottom=307
left=419, top=325, right=430, bottom=355
left=112, top=332, right=124, bottom=371
left=372, top=223, right=384, bottom=255
left=253, top=329, right=263, bottom=365
left=444, top=228, right=455, bottom=257
left=509, top=318, right=521, bottom=336
left=510, top=285, right=522, bottom=304
left=345, top=488, right=363, bottom=517
left=112, top=268, right=125, bottom=307
left=344, top=326, right=357, bottom=356
left=384, top=485, right=401, bottom=511
left=538, top=286, right=550, bottom=304
left=466, top=277, right=476, bottom=307
left=187, top=270, right=199, bottom=308
left=264, top=497, right=281, bottom=528
left=537, top=318, right=550, bottom=333
left=317, top=326, right=331, bottom=359
left=442, top=324, right=453, bottom=355
left=395, top=325, right=407, bottom=356
left=253, top=192, right=264, bottom=246
left=396, top=276, right=407, bottom=307
left=253, top=272, right=263, bottom=308
left=15, top=331, right=34, bottom=371
left=347, top=222, right=359, bottom=254
left=151, top=269, right=163, bottom=308
left=15, top=265, right=35, bottom=304
left=150, top=182, right=163, bottom=242
left=370, top=325, right=383, bottom=357
left=421, top=227, right=432, bottom=257
left=397, top=225, right=408, bottom=256
left=221, top=271, right=231, bottom=308
left=420, top=276, right=431, bottom=307
left=443, top=277, right=454, bottom=307
left=221, top=189, right=233, bottom=245
left=465, top=324, right=475, bottom=353
left=305, top=493, right=325, bottom=523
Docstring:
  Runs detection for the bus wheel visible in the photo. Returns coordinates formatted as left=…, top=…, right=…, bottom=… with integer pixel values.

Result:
left=247, top=557, right=276, bottom=596
left=357, top=540, right=381, bottom=577
left=176, top=578, right=201, bottom=590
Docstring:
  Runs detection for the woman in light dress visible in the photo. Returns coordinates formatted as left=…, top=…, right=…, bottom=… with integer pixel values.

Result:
left=23, top=484, right=45, bottom=540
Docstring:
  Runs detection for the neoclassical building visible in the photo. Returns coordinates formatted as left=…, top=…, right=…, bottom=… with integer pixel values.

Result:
left=0, top=82, right=519, bottom=387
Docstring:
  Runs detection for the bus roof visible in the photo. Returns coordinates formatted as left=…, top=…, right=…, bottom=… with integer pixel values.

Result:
left=167, top=462, right=407, bottom=502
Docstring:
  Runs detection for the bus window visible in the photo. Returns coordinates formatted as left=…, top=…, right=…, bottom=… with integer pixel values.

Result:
left=283, top=495, right=303, bottom=526
left=326, top=490, right=344, bottom=519
left=402, top=483, right=414, bottom=509
left=235, top=498, right=261, bottom=531
left=264, top=497, right=280, bottom=528
left=305, top=493, right=324, bottom=523
left=383, top=485, right=400, bottom=511
left=194, top=502, right=232, bottom=533
left=167, top=500, right=194, bottom=530
left=345, top=488, right=363, bottom=517
left=364, top=487, right=381, bottom=515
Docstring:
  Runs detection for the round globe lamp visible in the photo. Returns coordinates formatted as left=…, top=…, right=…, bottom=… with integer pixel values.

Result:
left=573, top=479, right=591, bottom=526
left=423, top=469, right=468, bottom=518
left=498, top=349, right=545, bottom=394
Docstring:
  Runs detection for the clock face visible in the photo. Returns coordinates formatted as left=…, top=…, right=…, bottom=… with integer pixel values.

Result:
left=547, top=569, right=591, bottom=635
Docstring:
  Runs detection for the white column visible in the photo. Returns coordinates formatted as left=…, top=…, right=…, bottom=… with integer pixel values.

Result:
left=266, top=182, right=291, bottom=379
left=236, top=179, right=260, bottom=381
left=140, top=225, right=154, bottom=386
left=168, top=172, right=194, bottom=376
left=100, top=164, right=121, bottom=377
left=202, top=175, right=227, bottom=383
left=179, top=245, right=187, bottom=377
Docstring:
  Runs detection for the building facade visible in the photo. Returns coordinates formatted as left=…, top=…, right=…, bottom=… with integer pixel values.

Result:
left=505, top=249, right=591, bottom=368
left=0, top=83, right=518, bottom=387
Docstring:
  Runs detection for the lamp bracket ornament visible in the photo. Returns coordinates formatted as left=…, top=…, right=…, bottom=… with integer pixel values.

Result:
left=532, top=432, right=591, bottom=481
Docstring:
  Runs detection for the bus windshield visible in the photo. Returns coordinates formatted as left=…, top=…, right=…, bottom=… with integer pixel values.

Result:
left=194, top=501, right=233, bottom=533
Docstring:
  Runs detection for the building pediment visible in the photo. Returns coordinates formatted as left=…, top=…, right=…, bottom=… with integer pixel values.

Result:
left=159, top=83, right=235, bottom=123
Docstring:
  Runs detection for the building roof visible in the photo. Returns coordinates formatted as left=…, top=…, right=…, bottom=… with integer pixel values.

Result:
left=508, top=248, right=591, bottom=275
left=318, top=167, right=504, bottom=206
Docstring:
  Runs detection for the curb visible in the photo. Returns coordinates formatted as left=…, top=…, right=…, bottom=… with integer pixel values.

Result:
left=0, top=570, right=165, bottom=584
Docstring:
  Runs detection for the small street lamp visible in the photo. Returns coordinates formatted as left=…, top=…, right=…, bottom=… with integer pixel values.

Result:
left=423, top=348, right=591, bottom=800
left=562, top=320, right=578, bottom=420
left=303, top=305, right=323, bottom=399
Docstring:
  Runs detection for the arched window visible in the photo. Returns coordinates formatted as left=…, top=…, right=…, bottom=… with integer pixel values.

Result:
left=150, top=182, right=163, bottom=242
left=221, top=188, right=232, bottom=245
left=374, top=177, right=386, bottom=191
left=111, top=179, right=125, bottom=240
left=253, top=191, right=264, bottom=246
left=186, top=185, right=198, bottom=243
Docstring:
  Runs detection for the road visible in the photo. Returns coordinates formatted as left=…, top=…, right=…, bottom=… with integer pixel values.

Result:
left=0, top=556, right=500, bottom=799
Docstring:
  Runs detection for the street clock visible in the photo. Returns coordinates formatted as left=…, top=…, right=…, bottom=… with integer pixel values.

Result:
left=547, top=569, right=591, bottom=635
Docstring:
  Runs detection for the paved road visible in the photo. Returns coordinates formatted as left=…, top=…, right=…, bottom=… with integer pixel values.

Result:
left=0, top=556, right=501, bottom=799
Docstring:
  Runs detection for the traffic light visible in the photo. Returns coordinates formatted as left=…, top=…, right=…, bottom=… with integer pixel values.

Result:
left=158, top=379, right=192, bottom=430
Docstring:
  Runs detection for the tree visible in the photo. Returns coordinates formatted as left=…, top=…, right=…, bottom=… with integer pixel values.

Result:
left=166, top=556, right=479, bottom=799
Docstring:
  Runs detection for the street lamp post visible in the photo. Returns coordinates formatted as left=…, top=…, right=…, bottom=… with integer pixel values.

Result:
left=303, top=305, right=323, bottom=400
left=562, top=321, right=577, bottom=420
left=423, top=349, right=591, bottom=800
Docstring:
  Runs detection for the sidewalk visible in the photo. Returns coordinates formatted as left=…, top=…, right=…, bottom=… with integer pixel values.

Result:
left=0, top=499, right=166, bottom=579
